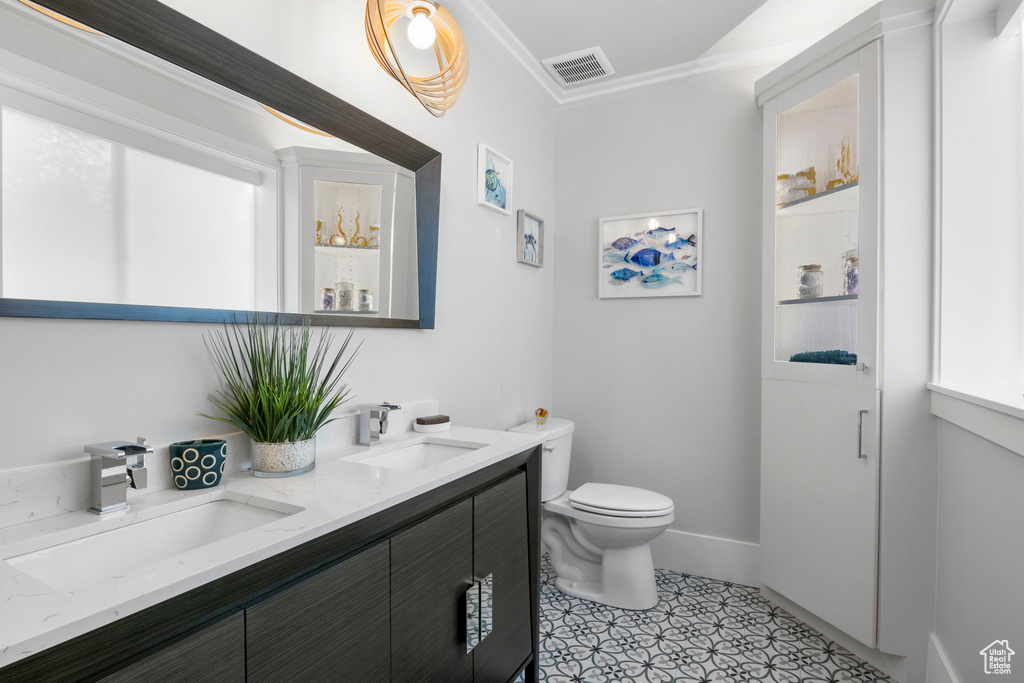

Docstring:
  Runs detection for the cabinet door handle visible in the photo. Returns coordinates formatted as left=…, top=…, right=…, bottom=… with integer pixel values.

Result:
left=465, top=574, right=493, bottom=652
left=479, top=573, right=493, bottom=643
left=857, top=410, right=868, bottom=459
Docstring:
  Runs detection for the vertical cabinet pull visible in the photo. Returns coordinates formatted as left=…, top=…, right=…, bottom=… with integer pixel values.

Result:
left=857, top=410, right=868, bottom=459
left=465, top=573, right=493, bottom=652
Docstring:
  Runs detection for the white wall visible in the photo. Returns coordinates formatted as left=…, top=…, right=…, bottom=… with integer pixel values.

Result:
left=932, top=421, right=1024, bottom=682
left=552, top=67, right=767, bottom=549
left=0, top=1, right=556, bottom=471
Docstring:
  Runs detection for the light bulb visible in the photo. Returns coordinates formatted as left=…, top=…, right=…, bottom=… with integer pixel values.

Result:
left=407, top=12, right=436, bottom=49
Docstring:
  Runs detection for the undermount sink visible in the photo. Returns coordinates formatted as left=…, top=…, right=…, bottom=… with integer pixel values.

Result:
left=353, top=438, right=487, bottom=471
left=4, top=498, right=300, bottom=592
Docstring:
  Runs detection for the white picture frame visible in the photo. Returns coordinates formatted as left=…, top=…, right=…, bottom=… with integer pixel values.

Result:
left=517, top=210, right=544, bottom=267
left=477, top=143, right=512, bottom=215
left=598, top=208, right=703, bottom=298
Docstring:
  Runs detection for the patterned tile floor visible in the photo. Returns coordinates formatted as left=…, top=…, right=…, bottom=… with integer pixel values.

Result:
left=530, top=555, right=890, bottom=682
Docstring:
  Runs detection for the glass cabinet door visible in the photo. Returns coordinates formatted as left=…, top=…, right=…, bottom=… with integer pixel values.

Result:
left=307, top=168, right=397, bottom=318
left=764, top=44, right=878, bottom=387
left=775, top=74, right=859, bottom=364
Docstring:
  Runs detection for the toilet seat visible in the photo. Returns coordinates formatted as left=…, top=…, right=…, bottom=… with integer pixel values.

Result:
left=544, top=492, right=674, bottom=529
left=569, top=500, right=674, bottom=517
left=569, top=483, right=674, bottom=517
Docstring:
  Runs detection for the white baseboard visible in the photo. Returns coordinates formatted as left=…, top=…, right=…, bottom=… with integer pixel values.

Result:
left=926, top=633, right=960, bottom=683
left=650, top=528, right=760, bottom=587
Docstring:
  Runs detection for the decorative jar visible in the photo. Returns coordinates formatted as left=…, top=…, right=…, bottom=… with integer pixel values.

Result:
left=251, top=439, right=315, bottom=477
left=320, top=287, right=336, bottom=311
left=842, top=251, right=859, bottom=295
left=797, top=264, right=823, bottom=299
left=336, top=282, right=355, bottom=311
left=358, top=288, right=375, bottom=311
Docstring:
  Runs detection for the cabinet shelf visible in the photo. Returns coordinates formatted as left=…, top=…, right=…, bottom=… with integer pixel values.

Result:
left=315, top=244, right=379, bottom=251
left=315, top=309, right=379, bottom=315
left=777, top=181, right=859, bottom=212
left=777, top=294, right=858, bottom=306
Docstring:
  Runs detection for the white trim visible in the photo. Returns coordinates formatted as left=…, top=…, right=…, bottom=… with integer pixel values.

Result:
left=0, top=82, right=263, bottom=186
left=926, top=633, right=961, bottom=683
left=557, top=38, right=819, bottom=105
left=444, top=0, right=826, bottom=105
left=928, top=384, right=1024, bottom=457
left=931, top=13, right=945, bottom=385
left=650, top=528, right=759, bottom=588
left=442, top=0, right=562, bottom=102
left=997, top=0, right=1024, bottom=38
left=755, top=0, right=934, bottom=106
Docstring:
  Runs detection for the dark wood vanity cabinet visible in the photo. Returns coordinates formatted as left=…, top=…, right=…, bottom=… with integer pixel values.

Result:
left=1, top=447, right=541, bottom=683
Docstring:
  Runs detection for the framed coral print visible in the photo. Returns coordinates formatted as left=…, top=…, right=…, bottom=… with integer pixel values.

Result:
left=477, top=144, right=512, bottom=215
left=517, top=210, right=544, bottom=267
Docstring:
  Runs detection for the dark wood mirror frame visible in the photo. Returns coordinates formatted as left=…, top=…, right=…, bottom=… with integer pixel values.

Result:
left=0, top=0, right=440, bottom=329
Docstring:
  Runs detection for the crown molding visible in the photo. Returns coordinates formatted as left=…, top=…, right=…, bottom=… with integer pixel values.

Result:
left=755, top=0, right=935, bottom=105
left=557, top=37, right=820, bottom=104
left=444, top=0, right=828, bottom=106
left=442, top=0, right=563, bottom=102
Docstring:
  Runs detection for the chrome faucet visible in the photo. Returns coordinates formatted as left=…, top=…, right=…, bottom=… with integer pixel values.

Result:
left=358, top=403, right=401, bottom=445
left=85, top=437, right=152, bottom=514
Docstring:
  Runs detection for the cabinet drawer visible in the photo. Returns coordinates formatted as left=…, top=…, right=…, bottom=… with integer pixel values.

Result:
left=246, top=542, right=390, bottom=683
left=97, top=611, right=244, bottom=683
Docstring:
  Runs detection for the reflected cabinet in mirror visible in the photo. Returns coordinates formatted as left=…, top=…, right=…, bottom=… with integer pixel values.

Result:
left=0, top=0, right=440, bottom=328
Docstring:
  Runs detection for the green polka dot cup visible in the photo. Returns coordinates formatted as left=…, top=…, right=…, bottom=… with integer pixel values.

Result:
left=169, top=439, right=227, bottom=490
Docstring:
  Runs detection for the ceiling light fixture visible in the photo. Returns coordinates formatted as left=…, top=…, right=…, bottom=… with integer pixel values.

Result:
left=405, top=1, right=437, bottom=50
left=17, top=0, right=101, bottom=34
left=365, top=0, right=468, bottom=118
left=259, top=104, right=334, bottom=138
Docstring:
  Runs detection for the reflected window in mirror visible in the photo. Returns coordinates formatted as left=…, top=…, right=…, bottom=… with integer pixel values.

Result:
left=0, top=86, right=278, bottom=311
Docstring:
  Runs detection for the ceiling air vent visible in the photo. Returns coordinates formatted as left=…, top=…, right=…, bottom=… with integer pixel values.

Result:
left=542, top=46, right=615, bottom=86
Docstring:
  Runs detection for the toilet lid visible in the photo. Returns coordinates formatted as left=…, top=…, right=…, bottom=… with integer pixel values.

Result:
left=569, top=483, right=674, bottom=516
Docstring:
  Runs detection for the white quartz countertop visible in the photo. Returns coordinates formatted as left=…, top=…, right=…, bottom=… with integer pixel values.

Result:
left=0, top=426, right=543, bottom=668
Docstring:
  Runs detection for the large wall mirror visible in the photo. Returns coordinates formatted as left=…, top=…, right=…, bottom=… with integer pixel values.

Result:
left=0, top=0, right=440, bottom=328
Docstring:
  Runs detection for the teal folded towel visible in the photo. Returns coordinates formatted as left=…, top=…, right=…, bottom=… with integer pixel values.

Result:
left=789, top=350, right=857, bottom=365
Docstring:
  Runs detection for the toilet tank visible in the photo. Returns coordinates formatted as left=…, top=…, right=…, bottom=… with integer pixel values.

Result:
left=508, top=418, right=574, bottom=502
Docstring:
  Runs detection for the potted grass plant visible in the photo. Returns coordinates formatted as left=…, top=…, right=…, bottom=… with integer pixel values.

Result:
left=201, top=318, right=360, bottom=477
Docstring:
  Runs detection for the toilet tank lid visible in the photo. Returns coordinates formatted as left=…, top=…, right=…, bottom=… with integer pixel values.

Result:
left=569, top=483, right=673, bottom=513
left=508, top=417, right=574, bottom=440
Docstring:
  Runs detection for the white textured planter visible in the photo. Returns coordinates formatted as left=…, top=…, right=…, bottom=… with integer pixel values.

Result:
left=251, top=438, right=315, bottom=477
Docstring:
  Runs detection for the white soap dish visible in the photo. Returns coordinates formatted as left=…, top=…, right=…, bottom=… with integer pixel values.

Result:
left=414, top=415, right=451, bottom=433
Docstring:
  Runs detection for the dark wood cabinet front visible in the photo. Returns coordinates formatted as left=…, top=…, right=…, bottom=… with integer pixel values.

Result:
left=391, top=498, right=475, bottom=682
left=245, top=541, right=391, bottom=683
left=473, top=472, right=532, bottom=682
left=97, top=611, right=245, bottom=683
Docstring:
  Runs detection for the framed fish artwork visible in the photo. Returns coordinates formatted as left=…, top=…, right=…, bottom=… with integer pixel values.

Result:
left=517, top=210, right=544, bottom=267
left=477, top=144, right=513, bottom=215
left=598, top=208, right=703, bottom=298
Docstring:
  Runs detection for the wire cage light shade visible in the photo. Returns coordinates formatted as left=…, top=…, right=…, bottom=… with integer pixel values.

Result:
left=365, top=0, right=468, bottom=117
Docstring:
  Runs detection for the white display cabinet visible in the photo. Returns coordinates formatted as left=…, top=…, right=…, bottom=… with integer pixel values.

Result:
left=279, top=147, right=410, bottom=318
left=757, top=1, right=935, bottom=674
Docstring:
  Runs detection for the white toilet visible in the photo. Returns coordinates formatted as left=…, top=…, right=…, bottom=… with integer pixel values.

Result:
left=509, top=418, right=673, bottom=610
